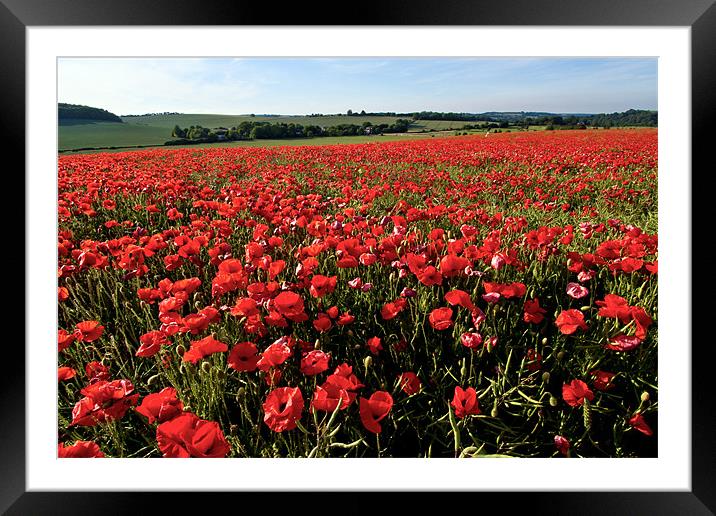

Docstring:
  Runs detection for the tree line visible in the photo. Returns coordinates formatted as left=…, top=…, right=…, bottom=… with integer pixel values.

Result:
left=167, top=119, right=411, bottom=144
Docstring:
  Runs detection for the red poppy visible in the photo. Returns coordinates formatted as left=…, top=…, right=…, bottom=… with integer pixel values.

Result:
left=429, top=307, right=453, bottom=330
left=628, top=412, right=654, bottom=436
left=555, top=309, right=588, bottom=335
left=566, top=282, right=589, bottom=299
left=74, top=320, right=105, bottom=342
left=606, top=334, right=642, bottom=351
left=596, top=294, right=632, bottom=323
left=562, top=379, right=594, bottom=407
left=136, top=330, right=171, bottom=357
left=483, top=282, right=527, bottom=299
left=451, top=386, right=481, bottom=418
left=58, top=329, right=76, bottom=352
left=58, top=441, right=105, bottom=458
left=312, top=313, right=333, bottom=332
left=300, top=350, right=331, bottom=376
left=58, top=286, right=69, bottom=302
left=263, top=386, right=304, bottom=432
left=85, top=361, right=110, bottom=383
left=70, top=379, right=139, bottom=426
left=311, top=378, right=352, bottom=412
left=182, top=335, right=228, bottom=364
left=417, top=266, right=443, bottom=286
left=272, top=291, right=308, bottom=322
left=523, top=298, right=547, bottom=324
left=58, top=366, right=76, bottom=381
left=398, top=372, right=422, bottom=395
left=381, top=298, right=408, bottom=320
left=156, top=412, right=231, bottom=457
left=366, top=336, right=383, bottom=355
left=257, top=340, right=293, bottom=371
left=227, top=341, right=260, bottom=372
left=309, top=275, right=337, bottom=298
left=445, top=289, right=476, bottom=312
left=630, top=306, right=653, bottom=341
left=440, top=254, right=470, bottom=278
left=460, top=332, right=483, bottom=349
left=584, top=368, right=615, bottom=389
left=554, top=435, right=570, bottom=456
left=359, top=391, right=393, bottom=434
left=136, top=387, right=183, bottom=424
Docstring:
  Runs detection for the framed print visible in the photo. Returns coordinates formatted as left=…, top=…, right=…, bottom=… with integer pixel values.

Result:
left=7, top=0, right=715, bottom=513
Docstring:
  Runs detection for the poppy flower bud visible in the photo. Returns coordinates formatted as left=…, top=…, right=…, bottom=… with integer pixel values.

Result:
left=491, top=400, right=499, bottom=418
left=363, top=356, right=373, bottom=370
left=179, top=364, right=187, bottom=375
left=235, top=387, right=246, bottom=401
left=556, top=351, right=566, bottom=361
left=201, top=361, right=212, bottom=373
left=147, top=373, right=161, bottom=386
left=176, top=344, right=186, bottom=356
left=580, top=306, right=590, bottom=312
left=641, top=391, right=650, bottom=402
left=460, top=358, right=467, bottom=378
left=314, top=339, right=321, bottom=350
left=194, top=301, right=202, bottom=310
left=542, top=372, right=551, bottom=384
left=542, top=337, right=548, bottom=345
left=549, top=396, right=559, bottom=407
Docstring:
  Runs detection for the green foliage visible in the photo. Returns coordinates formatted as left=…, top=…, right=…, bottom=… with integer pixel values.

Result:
left=58, top=103, right=123, bottom=123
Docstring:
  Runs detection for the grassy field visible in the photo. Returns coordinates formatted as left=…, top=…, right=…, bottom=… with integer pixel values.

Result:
left=58, top=113, right=480, bottom=152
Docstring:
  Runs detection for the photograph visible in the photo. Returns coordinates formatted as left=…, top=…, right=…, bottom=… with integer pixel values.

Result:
left=56, top=56, right=660, bottom=459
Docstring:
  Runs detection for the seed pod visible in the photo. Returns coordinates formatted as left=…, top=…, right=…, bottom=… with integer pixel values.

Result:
left=641, top=391, right=650, bottom=402
left=201, top=361, right=212, bottom=373
left=176, top=344, right=186, bottom=356
left=235, top=387, right=246, bottom=402
left=490, top=400, right=499, bottom=418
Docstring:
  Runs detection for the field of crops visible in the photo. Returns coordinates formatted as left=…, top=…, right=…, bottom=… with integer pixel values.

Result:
left=58, top=114, right=472, bottom=151
left=57, top=129, right=658, bottom=459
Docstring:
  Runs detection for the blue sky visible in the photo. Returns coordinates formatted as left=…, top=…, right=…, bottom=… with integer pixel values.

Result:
left=58, top=57, right=657, bottom=115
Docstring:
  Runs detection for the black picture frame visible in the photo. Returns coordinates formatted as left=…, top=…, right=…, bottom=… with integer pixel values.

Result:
left=5, top=1, right=714, bottom=513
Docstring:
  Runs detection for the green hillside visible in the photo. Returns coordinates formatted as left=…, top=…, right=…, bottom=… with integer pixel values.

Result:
left=58, top=113, right=473, bottom=151
left=58, top=103, right=123, bottom=123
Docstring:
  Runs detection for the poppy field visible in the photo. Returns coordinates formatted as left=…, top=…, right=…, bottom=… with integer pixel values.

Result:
left=57, top=129, right=658, bottom=458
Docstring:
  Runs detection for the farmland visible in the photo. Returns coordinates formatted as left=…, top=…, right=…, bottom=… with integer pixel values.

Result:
left=59, top=113, right=474, bottom=152
left=57, top=129, right=658, bottom=459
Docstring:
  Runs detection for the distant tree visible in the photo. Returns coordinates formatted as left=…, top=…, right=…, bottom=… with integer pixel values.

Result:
left=347, top=109, right=353, bottom=116
left=171, top=125, right=186, bottom=138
